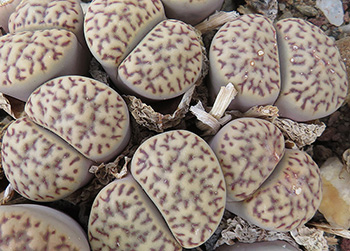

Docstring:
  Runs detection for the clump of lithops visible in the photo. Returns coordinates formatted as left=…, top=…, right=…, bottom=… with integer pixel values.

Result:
left=225, top=149, right=322, bottom=232
left=209, top=14, right=348, bottom=121
left=89, top=130, right=226, bottom=249
left=161, top=0, right=225, bottom=25
left=209, top=117, right=285, bottom=201
left=2, top=75, right=130, bottom=201
left=0, top=204, right=90, bottom=250
left=84, top=0, right=205, bottom=102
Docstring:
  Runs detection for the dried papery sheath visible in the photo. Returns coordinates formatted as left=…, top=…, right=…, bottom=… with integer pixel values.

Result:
left=25, top=76, right=130, bottom=163
left=226, top=149, right=322, bottom=232
left=8, top=0, right=85, bottom=44
left=290, top=225, right=328, bottom=251
left=216, top=241, right=298, bottom=251
left=88, top=174, right=182, bottom=250
left=272, top=118, right=326, bottom=148
left=0, top=93, right=25, bottom=119
left=274, top=18, right=348, bottom=121
left=2, top=117, right=93, bottom=201
left=190, top=83, right=237, bottom=135
left=195, top=10, right=240, bottom=34
left=0, top=29, right=87, bottom=101
left=215, top=216, right=299, bottom=249
left=125, top=84, right=196, bottom=132
left=117, top=19, right=203, bottom=101
left=161, top=0, right=225, bottom=25
left=131, top=130, right=226, bottom=248
left=84, top=0, right=165, bottom=84
left=209, top=117, right=285, bottom=201
left=209, top=14, right=280, bottom=112
left=0, top=204, right=90, bottom=250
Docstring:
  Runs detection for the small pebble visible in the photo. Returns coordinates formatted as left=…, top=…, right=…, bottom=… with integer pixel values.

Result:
left=296, top=5, right=318, bottom=17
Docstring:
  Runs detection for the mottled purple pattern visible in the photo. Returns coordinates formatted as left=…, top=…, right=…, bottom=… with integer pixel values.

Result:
left=131, top=130, right=226, bottom=248
left=88, top=175, right=181, bottom=250
left=1, top=117, right=93, bottom=201
left=210, top=117, right=285, bottom=201
left=241, top=149, right=322, bottom=231
left=274, top=18, right=348, bottom=121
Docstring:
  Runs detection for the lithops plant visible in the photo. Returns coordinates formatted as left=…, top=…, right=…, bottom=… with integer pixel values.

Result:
left=88, top=174, right=182, bottom=250
left=209, top=117, right=285, bottom=201
left=209, top=14, right=348, bottom=121
left=130, top=130, right=226, bottom=248
left=161, top=0, right=225, bottom=25
left=2, top=76, right=130, bottom=201
left=0, top=204, right=90, bottom=250
left=209, top=14, right=281, bottom=112
left=84, top=0, right=166, bottom=85
left=274, top=18, right=348, bottom=121
left=25, top=75, right=131, bottom=163
left=0, top=29, right=87, bottom=101
left=117, top=19, right=203, bottom=101
left=8, top=0, right=85, bottom=45
left=2, top=116, right=94, bottom=201
left=226, top=149, right=322, bottom=232
left=0, top=0, right=21, bottom=33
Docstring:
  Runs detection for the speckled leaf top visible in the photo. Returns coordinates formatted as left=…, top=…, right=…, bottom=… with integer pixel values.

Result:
left=8, top=0, right=84, bottom=38
left=88, top=175, right=182, bottom=250
left=118, top=19, right=203, bottom=100
left=25, top=76, right=130, bottom=163
left=0, top=204, right=90, bottom=250
left=0, top=29, right=81, bottom=101
left=1, top=117, right=93, bottom=201
left=227, top=149, right=322, bottom=232
left=84, top=0, right=165, bottom=76
left=209, top=117, right=285, bottom=201
left=274, top=18, right=348, bottom=121
left=209, top=14, right=280, bottom=111
left=131, top=130, right=226, bottom=248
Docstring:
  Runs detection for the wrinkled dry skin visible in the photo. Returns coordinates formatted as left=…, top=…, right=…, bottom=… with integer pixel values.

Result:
left=84, top=0, right=165, bottom=84
left=118, top=19, right=203, bottom=100
left=2, top=117, right=93, bottom=201
left=8, top=0, right=84, bottom=43
left=274, top=18, right=348, bottom=121
left=25, top=76, right=131, bottom=163
left=0, top=29, right=87, bottom=101
left=209, top=14, right=280, bottom=112
left=131, top=130, right=226, bottom=248
left=209, top=117, right=285, bottom=201
left=161, top=0, right=225, bottom=25
left=226, top=149, right=322, bottom=232
left=88, top=174, right=182, bottom=250
left=0, top=204, right=89, bottom=250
